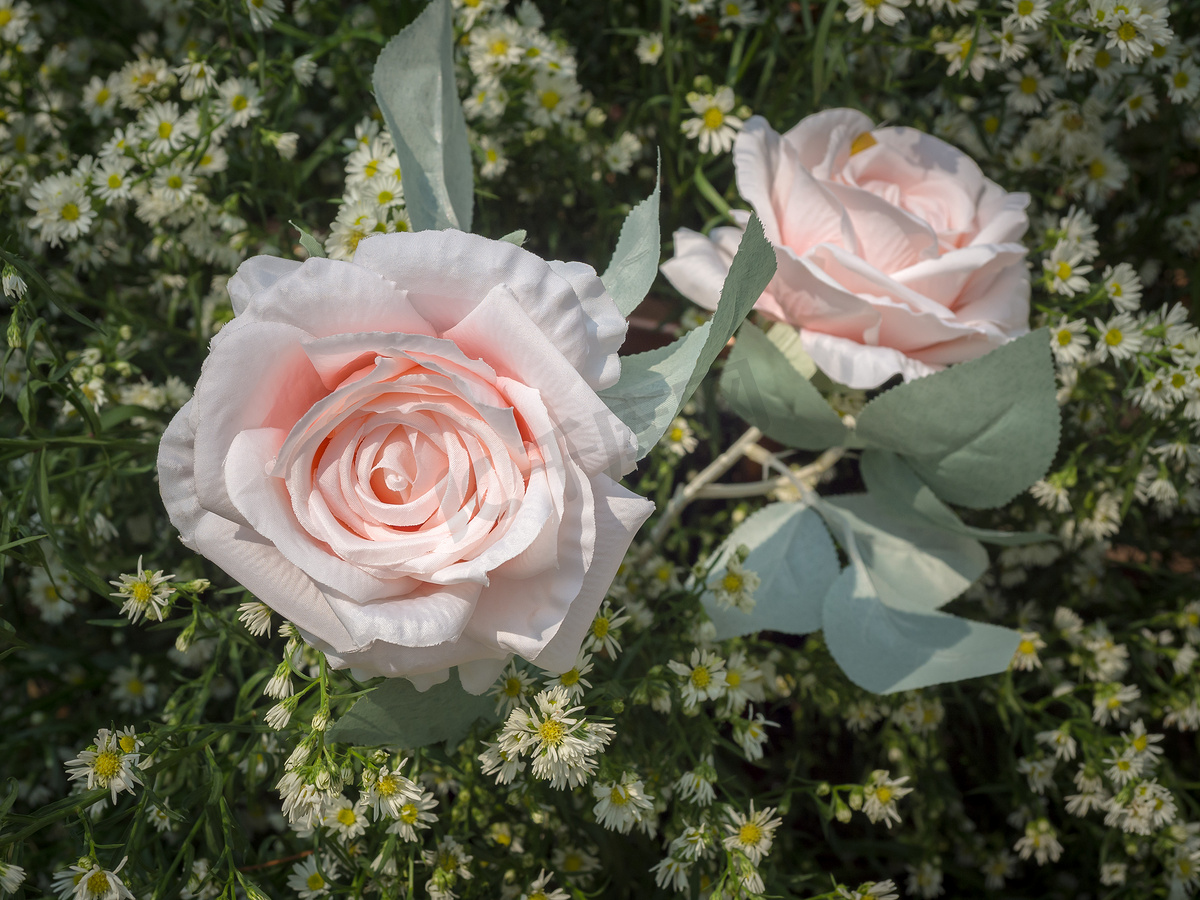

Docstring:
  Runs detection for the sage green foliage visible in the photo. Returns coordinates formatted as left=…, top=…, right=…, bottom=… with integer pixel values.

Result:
left=720, top=320, right=849, bottom=450
left=290, top=222, right=327, bottom=259
left=600, top=157, right=661, bottom=317
left=326, top=672, right=497, bottom=747
left=372, top=0, right=474, bottom=232
left=701, top=503, right=839, bottom=638
left=820, top=562, right=1022, bottom=694
left=600, top=213, right=775, bottom=458
left=853, top=329, right=1062, bottom=509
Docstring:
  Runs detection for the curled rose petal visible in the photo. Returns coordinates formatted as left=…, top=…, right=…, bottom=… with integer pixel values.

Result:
left=158, top=230, right=654, bottom=690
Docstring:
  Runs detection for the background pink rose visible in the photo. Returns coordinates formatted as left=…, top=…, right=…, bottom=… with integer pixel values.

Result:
left=157, top=230, right=654, bottom=693
left=662, top=109, right=1032, bottom=389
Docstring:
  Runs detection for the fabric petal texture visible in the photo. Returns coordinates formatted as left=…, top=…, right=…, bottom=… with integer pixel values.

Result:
left=158, top=230, right=654, bottom=692
left=663, top=111, right=1031, bottom=389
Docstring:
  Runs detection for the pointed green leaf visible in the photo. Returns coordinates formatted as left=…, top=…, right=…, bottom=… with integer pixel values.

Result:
left=372, top=0, right=473, bottom=232
left=860, top=450, right=1055, bottom=546
left=853, top=330, right=1060, bottom=509
left=765, top=322, right=817, bottom=379
left=499, top=229, right=526, bottom=246
left=326, top=670, right=497, bottom=748
left=289, top=221, right=326, bottom=259
left=599, top=214, right=776, bottom=458
left=701, top=503, right=840, bottom=638
left=814, top=493, right=988, bottom=614
left=601, top=157, right=661, bottom=316
left=720, top=320, right=849, bottom=451
left=822, top=562, right=1021, bottom=694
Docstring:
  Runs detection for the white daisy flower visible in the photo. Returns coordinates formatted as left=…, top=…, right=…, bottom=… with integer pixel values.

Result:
left=681, top=87, right=743, bottom=155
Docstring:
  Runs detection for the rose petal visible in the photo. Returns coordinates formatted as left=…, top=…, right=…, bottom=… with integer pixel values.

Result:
left=227, top=255, right=302, bottom=316
left=800, top=330, right=939, bottom=389
left=659, top=225, right=744, bottom=312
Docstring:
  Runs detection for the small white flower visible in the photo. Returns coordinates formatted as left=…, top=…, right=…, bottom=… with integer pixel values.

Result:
left=844, top=0, right=909, bottom=32
left=1011, top=631, right=1046, bottom=671
left=636, top=32, right=664, bottom=65
left=592, top=772, right=654, bottom=834
left=668, top=648, right=728, bottom=709
left=287, top=856, right=334, bottom=900
left=385, top=787, right=439, bottom=841
left=723, top=802, right=782, bottom=864
left=65, top=727, right=144, bottom=803
left=681, top=87, right=743, bottom=155
left=109, top=557, right=175, bottom=624
left=861, top=770, right=913, bottom=827
left=1013, top=818, right=1063, bottom=865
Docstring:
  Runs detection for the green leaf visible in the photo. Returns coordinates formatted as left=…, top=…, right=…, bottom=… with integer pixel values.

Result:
left=601, top=157, right=661, bottom=317
left=290, top=220, right=327, bottom=259
left=326, top=670, right=498, bottom=748
left=720, top=320, right=849, bottom=451
left=765, top=322, right=816, bottom=379
left=853, top=330, right=1061, bottom=509
left=599, top=214, right=776, bottom=459
left=498, top=229, right=527, bottom=246
left=814, top=493, right=988, bottom=615
left=701, top=503, right=839, bottom=638
left=372, top=0, right=473, bottom=232
left=821, top=562, right=1021, bottom=694
left=860, top=450, right=1055, bottom=546
left=0, top=533, right=47, bottom=555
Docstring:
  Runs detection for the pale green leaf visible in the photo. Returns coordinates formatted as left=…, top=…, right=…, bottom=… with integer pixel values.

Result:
left=599, top=214, right=776, bottom=459
left=326, top=670, right=497, bottom=748
left=372, top=0, right=473, bottom=232
left=822, top=562, right=1021, bottom=694
left=701, top=503, right=840, bottom=638
left=499, top=229, right=526, bottom=246
left=814, top=493, right=988, bottom=614
left=289, top=221, right=326, bottom=259
left=853, top=330, right=1060, bottom=509
left=720, top=320, right=849, bottom=451
left=601, top=156, right=661, bottom=317
left=765, top=322, right=817, bottom=379
left=860, top=450, right=1055, bottom=546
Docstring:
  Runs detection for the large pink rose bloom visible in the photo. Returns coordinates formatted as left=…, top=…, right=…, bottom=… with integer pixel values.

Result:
left=158, top=230, right=653, bottom=693
left=662, top=109, right=1032, bottom=389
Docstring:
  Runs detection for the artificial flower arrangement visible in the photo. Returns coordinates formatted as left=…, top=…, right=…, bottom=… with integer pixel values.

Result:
left=2, top=0, right=1199, bottom=898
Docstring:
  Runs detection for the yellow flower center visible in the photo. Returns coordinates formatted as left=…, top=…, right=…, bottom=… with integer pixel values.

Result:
left=1175, top=72, right=1190, bottom=88
left=485, top=149, right=498, bottom=163
left=560, top=669, right=580, bottom=686
left=1105, top=328, right=1123, bottom=347
left=131, top=581, right=153, bottom=604
left=1020, top=75, right=1038, bottom=95
left=738, top=822, right=763, bottom=845
left=540, top=90, right=561, bottom=111
left=609, top=786, right=629, bottom=805
left=850, top=133, right=877, bottom=156
left=127, top=678, right=144, bottom=696
left=95, top=751, right=121, bottom=779
left=306, top=872, right=325, bottom=891
left=876, top=786, right=893, bottom=803
left=562, top=853, right=583, bottom=872
left=96, top=87, right=111, bottom=104
left=400, top=802, right=418, bottom=824
left=1056, top=329, right=1073, bottom=346
left=1129, top=95, right=1143, bottom=110
left=490, top=39, right=508, bottom=56
left=377, top=190, right=394, bottom=205
left=157, top=121, right=173, bottom=139
left=703, top=107, right=724, bottom=130
left=1107, top=696, right=1122, bottom=709
left=337, top=807, right=357, bottom=826
left=1018, top=639, right=1036, bottom=655
left=167, top=175, right=183, bottom=190
left=722, top=572, right=743, bottom=593
left=690, top=667, right=711, bottom=689
left=231, top=94, right=248, bottom=111
left=538, top=718, right=566, bottom=746
left=107, top=173, right=123, bottom=189
left=1017, top=0, right=1033, bottom=13
left=61, top=203, right=80, bottom=222
left=119, top=734, right=137, bottom=753
left=87, top=872, right=110, bottom=895
left=668, top=427, right=684, bottom=442
left=1095, top=49, right=1112, bottom=68
left=726, top=670, right=741, bottom=688
left=1089, top=160, right=1107, bottom=179
left=1116, top=22, right=1137, bottom=42
left=504, top=677, right=523, bottom=697
left=983, top=115, right=999, bottom=134
left=1133, top=734, right=1148, bottom=752
left=1172, top=373, right=1187, bottom=389
left=1055, top=261, right=1072, bottom=281
left=200, top=154, right=213, bottom=167
left=592, top=617, right=610, bottom=639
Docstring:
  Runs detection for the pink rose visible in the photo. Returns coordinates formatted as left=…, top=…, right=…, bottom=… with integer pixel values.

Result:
left=662, top=109, right=1032, bottom=388
left=157, top=230, right=654, bottom=692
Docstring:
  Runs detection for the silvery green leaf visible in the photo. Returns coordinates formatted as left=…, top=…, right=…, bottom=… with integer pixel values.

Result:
left=821, top=562, right=1021, bottom=694
left=860, top=450, right=1055, bottom=546
left=720, top=320, right=849, bottom=451
left=289, top=221, right=326, bottom=259
left=600, top=214, right=776, bottom=459
left=765, top=322, right=817, bottom=379
left=601, top=156, right=661, bottom=317
left=498, top=229, right=527, bottom=246
left=326, top=670, right=497, bottom=748
left=853, top=329, right=1060, bottom=509
left=372, top=0, right=473, bottom=232
left=814, top=493, right=988, bottom=615
left=701, top=503, right=840, bottom=639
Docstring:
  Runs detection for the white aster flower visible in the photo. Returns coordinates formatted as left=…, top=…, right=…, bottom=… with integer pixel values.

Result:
left=109, top=556, right=174, bottom=624
left=64, top=727, right=144, bottom=803
left=1093, top=312, right=1148, bottom=363
left=845, top=0, right=909, bottom=32
left=681, top=87, right=743, bottom=155
left=286, top=856, right=334, bottom=900
left=723, top=802, right=782, bottom=864
left=1014, top=818, right=1063, bottom=865
left=592, top=772, right=655, bottom=834
left=385, top=788, right=439, bottom=841
left=636, top=32, right=664, bottom=65
left=668, top=648, right=728, bottom=709
left=1011, top=631, right=1046, bottom=671
left=862, top=770, right=913, bottom=827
